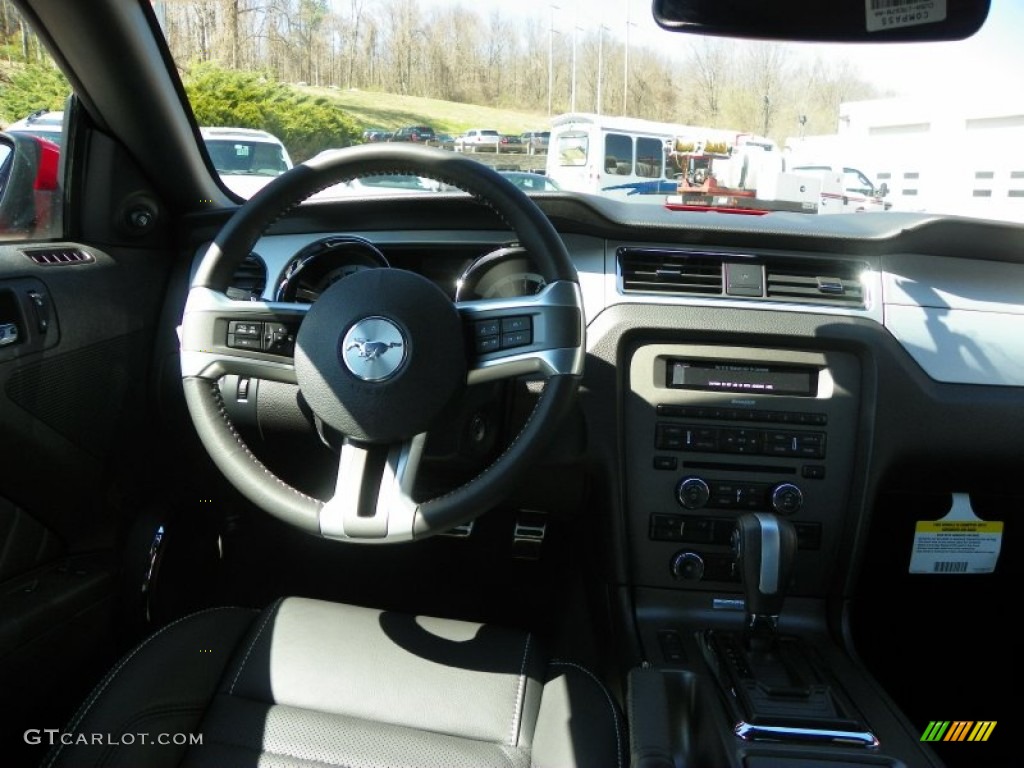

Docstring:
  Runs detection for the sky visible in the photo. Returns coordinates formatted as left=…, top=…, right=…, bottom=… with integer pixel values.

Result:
left=343, top=0, right=1023, bottom=105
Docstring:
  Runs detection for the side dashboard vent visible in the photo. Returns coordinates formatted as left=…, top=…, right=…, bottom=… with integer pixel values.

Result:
left=619, top=248, right=723, bottom=296
left=23, top=247, right=94, bottom=266
left=227, top=253, right=267, bottom=301
left=765, top=260, right=866, bottom=308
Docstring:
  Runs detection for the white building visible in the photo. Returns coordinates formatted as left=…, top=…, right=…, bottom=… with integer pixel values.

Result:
left=786, top=97, right=1024, bottom=222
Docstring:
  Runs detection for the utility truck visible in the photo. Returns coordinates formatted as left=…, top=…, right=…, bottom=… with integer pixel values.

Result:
left=665, top=133, right=889, bottom=214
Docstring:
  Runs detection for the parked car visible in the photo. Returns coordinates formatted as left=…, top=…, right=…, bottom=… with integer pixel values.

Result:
left=498, top=170, right=561, bottom=192
left=521, top=130, right=550, bottom=155
left=454, top=128, right=501, bottom=152
left=5, top=109, right=65, bottom=148
left=389, top=125, right=436, bottom=143
left=433, top=133, right=456, bottom=149
left=199, top=126, right=293, bottom=198
left=498, top=134, right=524, bottom=153
left=361, top=127, right=391, bottom=142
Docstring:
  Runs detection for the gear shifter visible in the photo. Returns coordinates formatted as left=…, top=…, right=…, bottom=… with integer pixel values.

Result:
left=698, top=512, right=877, bottom=746
left=733, top=512, right=798, bottom=634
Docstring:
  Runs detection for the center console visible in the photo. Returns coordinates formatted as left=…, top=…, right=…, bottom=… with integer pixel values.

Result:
left=625, top=342, right=860, bottom=598
left=623, top=342, right=942, bottom=767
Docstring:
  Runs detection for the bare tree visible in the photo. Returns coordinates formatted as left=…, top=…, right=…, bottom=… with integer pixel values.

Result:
left=690, top=38, right=730, bottom=124
left=745, top=42, right=791, bottom=137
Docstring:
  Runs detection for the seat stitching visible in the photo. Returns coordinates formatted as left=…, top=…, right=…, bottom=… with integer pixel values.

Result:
left=507, top=632, right=532, bottom=746
left=498, top=743, right=524, bottom=768
left=547, top=660, right=623, bottom=768
left=41, top=605, right=249, bottom=768
left=229, top=596, right=285, bottom=695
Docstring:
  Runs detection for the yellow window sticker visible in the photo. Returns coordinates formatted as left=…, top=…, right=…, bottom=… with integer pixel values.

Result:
left=909, top=493, right=1003, bottom=574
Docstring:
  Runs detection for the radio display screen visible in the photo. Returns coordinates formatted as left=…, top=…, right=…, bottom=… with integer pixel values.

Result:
left=666, top=360, right=818, bottom=397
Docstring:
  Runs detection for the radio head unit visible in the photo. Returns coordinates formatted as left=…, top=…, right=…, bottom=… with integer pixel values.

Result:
left=666, top=360, right=819, bottom=397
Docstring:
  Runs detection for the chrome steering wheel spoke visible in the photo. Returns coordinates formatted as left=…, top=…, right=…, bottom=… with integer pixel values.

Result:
left=319, top=435, right=425, bottom=542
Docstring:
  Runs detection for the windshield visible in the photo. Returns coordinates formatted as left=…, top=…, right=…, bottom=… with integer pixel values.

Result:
left=155, top=0, right=1021, bottom=222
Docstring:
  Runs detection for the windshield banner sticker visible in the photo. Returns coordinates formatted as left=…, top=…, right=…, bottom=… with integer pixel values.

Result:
left=909, top=493, right=1003, bottom=574
left=866, top=0, right=947, bottom=33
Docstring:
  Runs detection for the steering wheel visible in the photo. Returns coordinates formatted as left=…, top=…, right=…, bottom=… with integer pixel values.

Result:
left=179, top=144, right=585, bottom=542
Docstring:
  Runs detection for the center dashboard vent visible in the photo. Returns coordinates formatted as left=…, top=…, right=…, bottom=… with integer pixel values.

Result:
left=618, top=247, right=868, bottom=309
left=765, top=260, right=865, bottom=307
left=618, top=248, right=723, bottom=295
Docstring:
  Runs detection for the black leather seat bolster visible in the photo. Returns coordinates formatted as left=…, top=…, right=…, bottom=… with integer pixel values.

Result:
left=533, top=660, right=625, bottom=768
left=45, top=597, right=626, bottom=768
left=43, top=606, right=258, bottom=768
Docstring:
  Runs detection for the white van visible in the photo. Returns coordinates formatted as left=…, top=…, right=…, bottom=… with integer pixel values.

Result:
left=546, top=114, right=691, bottom=202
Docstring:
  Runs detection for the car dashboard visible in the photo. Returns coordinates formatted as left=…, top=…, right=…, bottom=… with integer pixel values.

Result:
left=178, top=191, right=1023, bottom=767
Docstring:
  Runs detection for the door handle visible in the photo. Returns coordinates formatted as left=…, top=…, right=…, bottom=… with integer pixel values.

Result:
left=0, top=322, right=18, bottom=346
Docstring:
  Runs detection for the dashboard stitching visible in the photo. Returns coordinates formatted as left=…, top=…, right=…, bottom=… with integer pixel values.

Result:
left=208, top=382, right=321, bottom=506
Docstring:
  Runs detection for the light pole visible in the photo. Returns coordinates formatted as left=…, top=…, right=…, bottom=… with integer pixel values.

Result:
left=570, top=4, right=578, bottom=113
left=596, top=24, right=609, bottom=114
left=623, top=0, right=636, bottom=115
left=548, top=5, right=559, bottom=116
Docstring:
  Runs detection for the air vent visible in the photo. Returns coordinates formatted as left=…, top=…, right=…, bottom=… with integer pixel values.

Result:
left=619, top=248, right=723, bottom=296
left=765, top=260, right=866, bottom=307
left=23, top=247, right=94, bottom=266
left=227, top=253, right=267, bottom=301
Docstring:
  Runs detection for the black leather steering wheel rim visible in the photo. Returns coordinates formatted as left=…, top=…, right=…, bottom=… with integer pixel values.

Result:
left=181, top=144, right=584, bottom=542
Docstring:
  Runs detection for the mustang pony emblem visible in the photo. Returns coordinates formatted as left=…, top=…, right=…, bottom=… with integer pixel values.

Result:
left=345, top=339, right=403, bottom=361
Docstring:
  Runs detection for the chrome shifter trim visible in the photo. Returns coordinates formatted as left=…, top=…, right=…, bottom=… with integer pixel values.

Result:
left=734, top=722, right=879, bottom=747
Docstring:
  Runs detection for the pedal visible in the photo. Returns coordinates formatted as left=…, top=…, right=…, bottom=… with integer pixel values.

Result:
left=512, top=510, right=547, bottom=560
left=441, top=520, right=475, bottom=538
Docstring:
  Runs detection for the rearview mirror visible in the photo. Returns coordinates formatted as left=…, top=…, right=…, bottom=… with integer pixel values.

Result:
left=652, top=0, right=990, bottom=43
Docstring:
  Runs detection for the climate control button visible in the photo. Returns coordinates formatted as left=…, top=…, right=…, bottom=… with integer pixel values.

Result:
left=670, top=551, right=706, bottom=581
left=676, top=477, right=711, bottom=510
left=771, top=483, right=804, bottom=515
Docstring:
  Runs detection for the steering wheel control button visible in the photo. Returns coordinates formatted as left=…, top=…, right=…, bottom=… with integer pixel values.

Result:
left=229, top=321, right=261, bottom=337
left=227, top=320, right=263, bottom=349
left=341, top=317, right=407, bottom=382
left=295, top=268, right=466, bottom=443
left=500, top=316, right=531, bottom=334
left=500, top=330, right=531, bottom=349
left=472, top=315, right=533, bottom=354
left=474, top=320, right=500, bottom=338
left=676, top=477, right=710, bottom=510
left=475, top=336, right=500, bottom=354
left=263, top=322, right=296, bottom=356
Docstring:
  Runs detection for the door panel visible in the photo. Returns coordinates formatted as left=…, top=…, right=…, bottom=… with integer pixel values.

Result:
left=0, top=129, right=177, bottom=759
